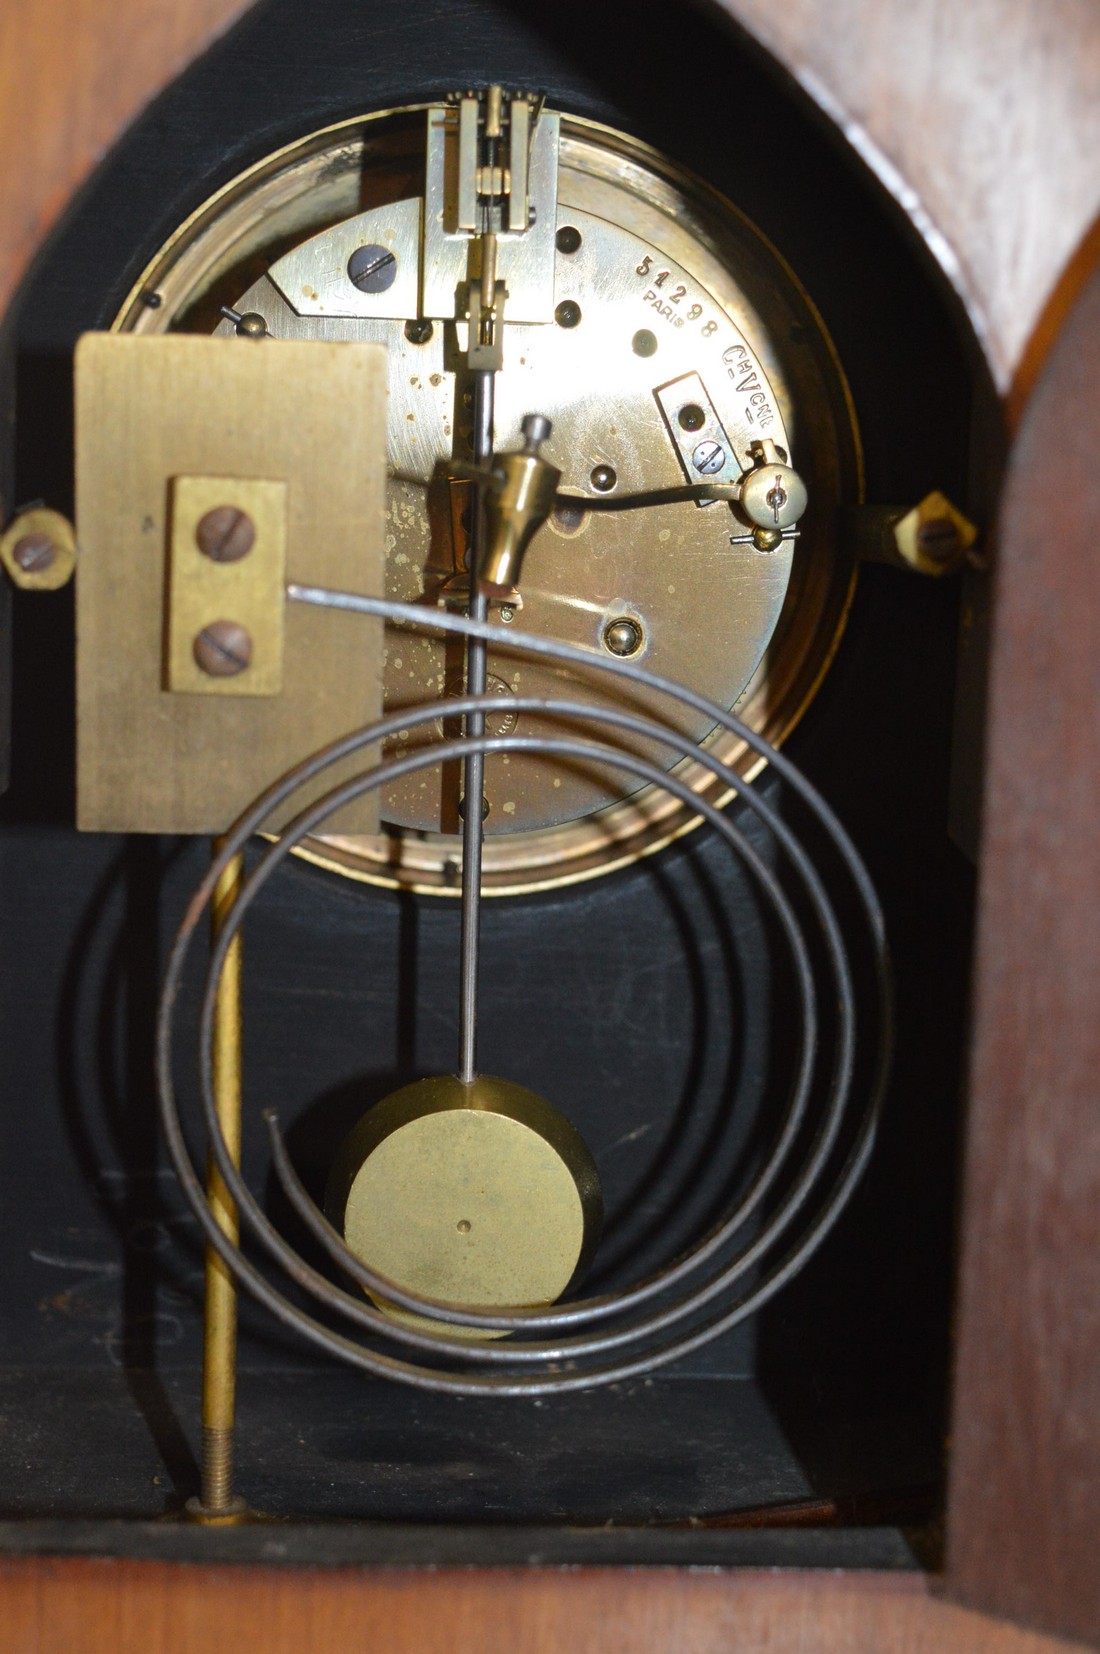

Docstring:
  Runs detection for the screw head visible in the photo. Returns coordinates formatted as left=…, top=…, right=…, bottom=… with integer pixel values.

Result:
left=404, top=318, right=434, bottom=344
left=195, top=507, right=255, bottom=563
left=556, top=225, right=582, bottom=254
left=555, top=299, right=582, bottom=328
left=347, top=244, right=398, bottom=294
left=193, top=620, right=253, bottom=677
left=603, top=617, right=643, bottom=657
left=692, top=439, right=726, bottom=475
left=916, top=515, right=961, bottom=562
left=12, top=532, right=56, bottom=574
left=590, top=464, right=617, bottom=493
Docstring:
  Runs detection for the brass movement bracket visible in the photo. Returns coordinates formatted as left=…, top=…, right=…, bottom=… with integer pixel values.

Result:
left=74, top=332, right=387, bottom=834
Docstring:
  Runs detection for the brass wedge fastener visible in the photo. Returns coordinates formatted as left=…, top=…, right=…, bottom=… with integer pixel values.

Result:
left=892, top=490, right=979, bottom=575
left=847, top=492, right=980, bottom=576
left=0, top=507, right=77, bottom=590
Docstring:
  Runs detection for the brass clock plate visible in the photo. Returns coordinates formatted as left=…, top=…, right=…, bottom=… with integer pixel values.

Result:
left=115, top=107, right=860, bottom=892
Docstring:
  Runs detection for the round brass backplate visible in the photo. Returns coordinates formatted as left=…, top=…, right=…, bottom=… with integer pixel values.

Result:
left=116, top=107, right=861, bottom=893
left=325, top=1074, right=603, bottom=1338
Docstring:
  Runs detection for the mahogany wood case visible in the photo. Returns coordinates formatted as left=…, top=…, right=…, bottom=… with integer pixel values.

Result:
left=1, top=0, right=1098, bottom=1648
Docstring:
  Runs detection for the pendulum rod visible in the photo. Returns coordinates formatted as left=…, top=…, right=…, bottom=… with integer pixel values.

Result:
left=457, top=372, right=494, bottom=1083
left=189, top=840, right=247, bottom=1521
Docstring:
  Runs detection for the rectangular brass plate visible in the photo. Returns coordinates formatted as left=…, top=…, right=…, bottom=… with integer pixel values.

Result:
left=166, top=475, right=286, bottom=696
left=75, top=333, right=386, bottom=835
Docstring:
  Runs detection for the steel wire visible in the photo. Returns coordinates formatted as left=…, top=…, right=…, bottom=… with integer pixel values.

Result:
left=156, top=592, right=893, bottom=1395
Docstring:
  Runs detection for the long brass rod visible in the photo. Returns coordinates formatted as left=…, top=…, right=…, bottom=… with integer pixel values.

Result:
left=195, top=842, right=245, bottom=1518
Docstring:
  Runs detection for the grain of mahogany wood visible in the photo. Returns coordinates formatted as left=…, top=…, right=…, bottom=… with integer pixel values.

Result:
left=0, top=1562, right=1092, bottom=1654
left=713, top=0, right=1100, bottom=410
left=945, top=252, right=1100, bottom=1649
left=2, top=2, right=1099, bottom=1648
left=0, top=0, right=251, bottom=335
left=4, top=0, right=1100, bottom=402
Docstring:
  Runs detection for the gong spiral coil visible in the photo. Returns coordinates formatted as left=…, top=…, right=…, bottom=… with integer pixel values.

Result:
left=156, top=586, right=893, bottom=1397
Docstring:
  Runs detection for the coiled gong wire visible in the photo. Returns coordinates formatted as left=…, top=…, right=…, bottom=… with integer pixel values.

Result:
left=156, top=586, right=894, bottom=1396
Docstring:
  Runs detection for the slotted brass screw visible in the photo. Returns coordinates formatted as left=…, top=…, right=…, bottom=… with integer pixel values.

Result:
left=196, top=507, right=255, bottom=564
left=194, top=620, right=253, bottom=677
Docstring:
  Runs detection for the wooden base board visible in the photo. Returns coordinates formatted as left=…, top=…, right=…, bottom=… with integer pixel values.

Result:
left=0, top=1561, right=1090, bottom=1654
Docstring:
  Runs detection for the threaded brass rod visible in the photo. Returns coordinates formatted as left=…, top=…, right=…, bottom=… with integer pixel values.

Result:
left=195, top=843, right=244, bottom=1519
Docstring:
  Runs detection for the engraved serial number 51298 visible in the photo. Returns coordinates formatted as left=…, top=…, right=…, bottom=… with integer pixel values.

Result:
left=636, top=255, right=719, bottom=337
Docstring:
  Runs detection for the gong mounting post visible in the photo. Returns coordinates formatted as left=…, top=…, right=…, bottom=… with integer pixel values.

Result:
left=185, top=842, right=249, bottom=1525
